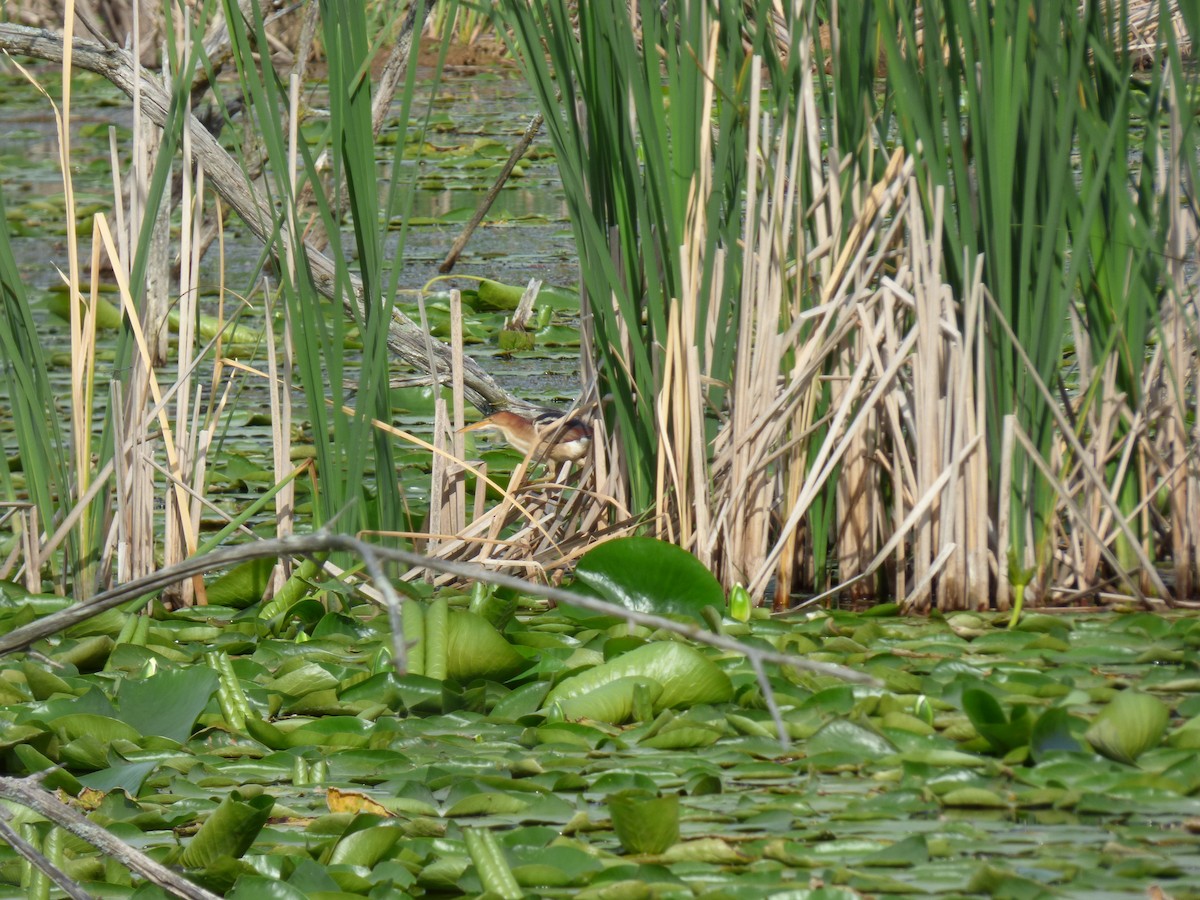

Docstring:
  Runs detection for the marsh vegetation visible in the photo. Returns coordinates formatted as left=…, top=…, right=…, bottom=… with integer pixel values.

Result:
left=0, top=1, right=1199, bottom=897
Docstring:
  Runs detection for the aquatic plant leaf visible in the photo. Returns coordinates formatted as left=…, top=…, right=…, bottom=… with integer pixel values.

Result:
left=1085, top=691, right=1170, bottom=765
left=178, top=791, right=275, bottom=868
left=50, top=713, right=141, bottom=745
left=1168, top=715, right=1200, bottom=750
left=608, top=791, right=679, bottom=854
left=861, top=834, right=930, bottom=867
left=115, top=667, right=220, bottom=743
left=326, top=822, right=403, bottom=867
left=77, top=759, right=159, bottom=795
left=445, top=792, right=530, bottom=817
left=468, top=584, right=519, bottom=629
left=565, top=537, right=725, bottom=622
left=279, top=716, right=373, bottom=749
left=1030, top=707, right=1083, bottom=760
left=962, top=688, right=1033, bottom=754
left=940, top=787, right=1010, bottom=808
left=639, top=725, right=722, bottom=750
left=226, top=878, right=308, bottom=900
left=447, top=609, right=526, bottom=681
left=544, top=641, right=731, bottom=712
left=552, top=675, right=663, bottom=724
left=806, top=719, right=896, bottom=760
left=205, top=558, right=273, bottom=608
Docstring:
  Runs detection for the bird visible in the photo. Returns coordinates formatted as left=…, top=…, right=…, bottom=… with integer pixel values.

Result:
left=460, top=408, right=593, bottom=464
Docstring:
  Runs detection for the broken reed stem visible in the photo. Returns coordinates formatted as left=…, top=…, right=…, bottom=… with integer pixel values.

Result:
left=449, top=290, right=467, bottom=535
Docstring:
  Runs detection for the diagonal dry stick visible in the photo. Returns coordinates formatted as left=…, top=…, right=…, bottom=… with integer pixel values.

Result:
left=0, top=814, right=95, bottom=900
left=0, top=533, right=881, bottom=693
left=0, top=775, right=220, bottom=900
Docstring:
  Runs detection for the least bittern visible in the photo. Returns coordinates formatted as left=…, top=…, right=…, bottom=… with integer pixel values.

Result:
left=460, top=408, right=592, bottom=464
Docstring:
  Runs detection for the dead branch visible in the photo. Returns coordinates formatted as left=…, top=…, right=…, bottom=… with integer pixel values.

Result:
left=0, top=775, right=220, bottom=900
left=0, top=531, right=880, bottom=692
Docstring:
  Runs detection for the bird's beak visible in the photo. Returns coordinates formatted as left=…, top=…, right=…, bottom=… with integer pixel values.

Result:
left=459, top=416, right=496, bottom=434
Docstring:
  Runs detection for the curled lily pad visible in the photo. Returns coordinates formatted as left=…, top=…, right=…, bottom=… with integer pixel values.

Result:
left=447, top=610, right=526, bottom=682
left=551, top=676, right=663, bottom=724
left=1030, top=707, right=1083, bottom=760
left=545, top=641, right=731, bottom=713
left=962, top=688, right=1033, bottom=754
left=608, top=791, right=679, bottom=854
left=1085, top=691, right=1169, bottom=765
left=178, top=790, right=274, bottom=868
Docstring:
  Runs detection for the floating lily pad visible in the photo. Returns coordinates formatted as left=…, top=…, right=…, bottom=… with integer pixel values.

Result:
left=1085, top=691, right=1170, bottom=765
left=608, top=791, right=679, bottom=854
left=545, top=641, right=731, bottom=714
left=564, top=537, right=725, bottom=623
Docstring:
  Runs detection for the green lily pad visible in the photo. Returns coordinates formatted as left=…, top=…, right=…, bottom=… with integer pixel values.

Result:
left=564, top=537, right=725, bottom=623
left=962, top=688, right=1033, bottom=754
left=447, top=610, right=526, bottom=682
left=179, top=791, right=275, bottom=868
left=545, top=641, right=731, bottom=713
left=552, top=675, right=663, bottom=725
left=1085, top=691, right=1170, bottom=765
left=608, top=791, right=679, bottom=854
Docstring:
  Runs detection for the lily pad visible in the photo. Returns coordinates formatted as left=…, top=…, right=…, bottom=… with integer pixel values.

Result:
left=962, top=688, right=1033, bottom=754
left=545, top=641, right=731, bottom=713
left=1085, top=691, right=1170, bottom=765
left=608, top=791, right=679, bottom=854
left=179, top=791, right=275, bottom=869
left=447, top=609, right=526, bottom=682
left=564, top=537, right=725, bottom=623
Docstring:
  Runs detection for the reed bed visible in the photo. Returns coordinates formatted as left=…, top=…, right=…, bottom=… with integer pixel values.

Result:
left=497, top=0, right=1200, bottom=611
left=0, top=0, right=1197, bottom=616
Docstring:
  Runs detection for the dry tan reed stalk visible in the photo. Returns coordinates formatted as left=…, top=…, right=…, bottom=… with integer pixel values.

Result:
left=166, top=118, right=199, bottom=605
left=472, top=460, right=488, bottom=523
left=110, top=377, right=148, bottom=587
left=908, top=184, right=944, bottom=612
left=363, top=416, right=563, bottom=553
left=790, top=434, right=981, bottom=614
left=0, top=24, right=524, bottom=413
left=711, top=44, right=790, bottom=599
left=772, top=52, right=821, bottom=598
left=741, top=139, right=909, bottom=605
left=24, top=508, right=39, bottom=593
left=185, top=209, right=211, bottom=567
left=257, top=77, right=302, bottom=597
left=1009, top=419, right=1164, bottom=610
left=831, top=159, right=909, bottom=606
left=963, top=264, right=989, bottom=607
left=753, top=325, right=921, bottom=599
left=1161, top=74, right=1198, bottom=600
left=659, top=21, right=721, bottom=569
left=448, top=290, right=468, bottom=535
left=263, top=285, right=292, bottom=593
left=0, top=507, right=24, bottom=582
left=95, top=216, right=207, bottom=602
left=417, top=293, right=446, bottom=555
left=6, top=13, right=102, bottom=595
left=996, top=413, right=1016, bottom=610
left=34, top=323, right=227, bottom=582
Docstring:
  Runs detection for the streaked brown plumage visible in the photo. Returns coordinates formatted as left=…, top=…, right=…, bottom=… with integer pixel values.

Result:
left=460, top=409, right=592, bottom=463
